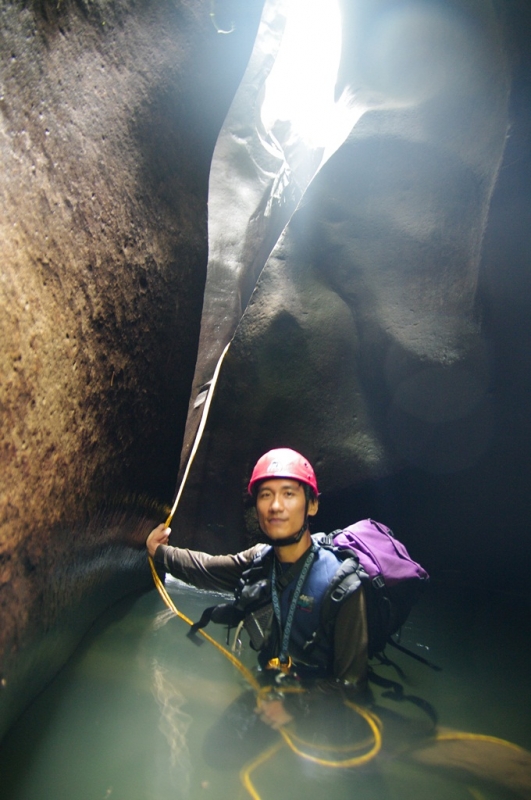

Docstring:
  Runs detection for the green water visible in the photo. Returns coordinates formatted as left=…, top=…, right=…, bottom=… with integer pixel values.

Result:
left=0, top=578, right=529, bottom=800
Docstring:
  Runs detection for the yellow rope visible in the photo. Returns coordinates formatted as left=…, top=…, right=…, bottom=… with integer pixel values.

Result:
left=238, top=697, right=381, bottom=799
left=255, top=684, right=306, bottom=703
left=148, top=556, right=260, bottom=692
left=164, top=341, right=231, bottom=529
left=288, top=731, right=376, bottom=754
left=240, top=741, right=284, bottom=800
left=279, top=702, right=382, bottom=768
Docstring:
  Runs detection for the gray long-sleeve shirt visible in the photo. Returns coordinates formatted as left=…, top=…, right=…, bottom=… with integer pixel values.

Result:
left=154, top=543, right=368, bottom=687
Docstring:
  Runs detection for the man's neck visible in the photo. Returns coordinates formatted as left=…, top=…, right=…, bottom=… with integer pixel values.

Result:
left=273, top=530, right=312, bottom=563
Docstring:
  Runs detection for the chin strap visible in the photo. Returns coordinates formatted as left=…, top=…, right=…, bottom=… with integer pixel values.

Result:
left=261, top=521, right=309, bottom=547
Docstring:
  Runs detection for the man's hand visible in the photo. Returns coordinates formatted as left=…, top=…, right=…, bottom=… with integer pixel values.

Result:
left=255, top=699, right=294, bottom=730
left=146, top=524, right=171, bottom=558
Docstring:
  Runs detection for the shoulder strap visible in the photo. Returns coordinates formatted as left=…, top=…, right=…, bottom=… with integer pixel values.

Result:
left=237, top=545, right=273, bottom=590
left=190, top=546, right=272, bottom=639
left=318, top=556, right=364, bottom=638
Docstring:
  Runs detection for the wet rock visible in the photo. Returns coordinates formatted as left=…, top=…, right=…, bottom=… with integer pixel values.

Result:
left=173, top=0, right=511, bottom=554
left=0, top=0, right=263, bottom=739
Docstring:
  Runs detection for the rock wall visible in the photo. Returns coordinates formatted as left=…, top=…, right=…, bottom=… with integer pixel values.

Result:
left=172, top=0, right=515, bottom=561
left=0, top=0, right=264, bottom=740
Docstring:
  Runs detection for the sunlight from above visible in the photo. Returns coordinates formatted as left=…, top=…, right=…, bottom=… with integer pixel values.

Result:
left=260, top=0, right=363, bottom=163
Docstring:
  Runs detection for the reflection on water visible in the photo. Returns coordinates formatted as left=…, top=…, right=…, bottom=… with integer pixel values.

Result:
left=152, top=660, right=192, bottom=796
left=0, top=578, right=530, bottom=800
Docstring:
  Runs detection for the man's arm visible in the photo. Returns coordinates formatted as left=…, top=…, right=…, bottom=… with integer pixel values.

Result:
left=333, top=586, right=369, bottom=688
left=146, top=524, right=264, bottom=593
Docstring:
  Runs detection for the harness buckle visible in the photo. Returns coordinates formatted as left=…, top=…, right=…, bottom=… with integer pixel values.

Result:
left=266, top=656, right=293, bottom=674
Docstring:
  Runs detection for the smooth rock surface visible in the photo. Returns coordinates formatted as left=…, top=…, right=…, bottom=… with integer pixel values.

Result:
left=173, top=0, right=511, bottom=556
left=0, top=0, right=263, bottom=739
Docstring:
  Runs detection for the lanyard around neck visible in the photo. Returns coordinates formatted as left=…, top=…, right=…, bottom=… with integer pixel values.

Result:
left=271, top=544, right=317, bottom=666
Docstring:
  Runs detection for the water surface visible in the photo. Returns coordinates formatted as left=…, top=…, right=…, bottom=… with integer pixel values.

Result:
left=0, top=578, right=529, bottom=800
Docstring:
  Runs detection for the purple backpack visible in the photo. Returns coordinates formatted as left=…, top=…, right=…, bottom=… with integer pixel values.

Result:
left=332, top=519, right=429, bottom=587
left=322, top=519, right=429, bottom=658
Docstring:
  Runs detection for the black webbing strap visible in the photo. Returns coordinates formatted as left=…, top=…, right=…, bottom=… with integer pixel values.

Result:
left=387, top=637, right=442, bottom=671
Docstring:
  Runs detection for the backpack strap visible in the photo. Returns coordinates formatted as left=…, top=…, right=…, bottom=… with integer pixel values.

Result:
left=318, top=532, right=336, bottom=547
left=327, top=560, right=364, bottom=604
left=188, top=603, right=245, bottom=638
left=367, top=668, right=439, bottom=728
left=318, top=535, right=406, bottom=658
left=306, top=546, right=365, bottom=654
left=312, top=533, right=365, bottom=602
left=189, top=546, right=273, bottom=639
left=386, top=637, right=442, bottom=671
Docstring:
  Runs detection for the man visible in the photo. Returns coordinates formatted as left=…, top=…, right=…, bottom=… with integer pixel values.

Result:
left=146, top=447, right=368, bottom=729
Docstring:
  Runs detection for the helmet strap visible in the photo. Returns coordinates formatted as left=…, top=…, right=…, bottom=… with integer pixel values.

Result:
left=260, top=521, right=309, bottom=548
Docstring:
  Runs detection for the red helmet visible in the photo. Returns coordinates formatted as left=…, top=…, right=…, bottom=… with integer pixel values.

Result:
left=248, top=448, right=318, bottom=495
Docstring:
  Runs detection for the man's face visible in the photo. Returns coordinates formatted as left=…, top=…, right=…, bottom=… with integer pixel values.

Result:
left=255, top=478, right=318, bottom=541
